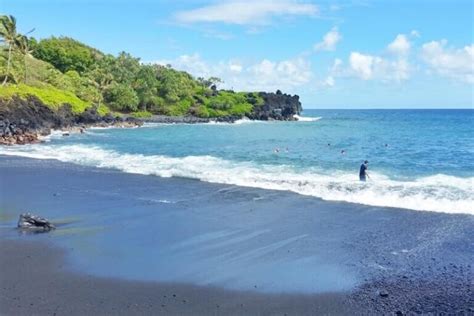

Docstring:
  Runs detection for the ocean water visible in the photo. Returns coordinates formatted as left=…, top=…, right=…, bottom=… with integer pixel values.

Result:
left=1, top=109, right=473, bottom=214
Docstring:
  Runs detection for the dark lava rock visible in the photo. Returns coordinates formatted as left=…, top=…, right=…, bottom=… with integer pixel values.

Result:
left=0, top=96, right=141, bottom=145
left=75, top=107, right=102, bottom=124
left=17, top=213, right=55, bottom=232
left=248, top=91, right=302, bottom=121
left=0, top=90, right=301, bottom=144
left=379, top=289, right=389, bottom=297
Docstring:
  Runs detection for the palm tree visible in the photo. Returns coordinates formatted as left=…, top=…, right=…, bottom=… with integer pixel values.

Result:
left=0, top=15, right=20, bottom=85
left=17, top=35, right=33, bottom=83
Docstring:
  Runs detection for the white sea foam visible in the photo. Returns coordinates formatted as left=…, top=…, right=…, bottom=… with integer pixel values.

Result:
left=206, top=118, right=265, bottom=125
left=143, top=119, right=263, bottom=127
left=1, top=144, right=472, bottom=215
left=294, top=115, right=322, bottom=122
left=88, top=126, right=117, bottom=130
left=38, top=130, right=65, bottom=142
left=233, top=118, right=263, bottom=125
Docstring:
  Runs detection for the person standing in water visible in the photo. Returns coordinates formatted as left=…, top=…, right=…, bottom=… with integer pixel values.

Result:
left=359, top=160, right=369, bottom=181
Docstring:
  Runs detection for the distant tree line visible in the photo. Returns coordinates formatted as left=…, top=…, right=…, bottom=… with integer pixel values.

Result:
left=0, top=15, right=264, bottom=117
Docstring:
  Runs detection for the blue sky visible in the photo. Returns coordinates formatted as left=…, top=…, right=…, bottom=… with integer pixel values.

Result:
left=3, top=0, right=473, bottom=108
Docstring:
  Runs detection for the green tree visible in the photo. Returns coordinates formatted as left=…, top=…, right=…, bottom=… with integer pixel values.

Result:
left=134, top=65, right=158, bottom=111
left=156, top=67, right=196, bottom=103
left=17, top=34, right=35, bottom=83
left=103, top=83, right=139, bottom=112
left=34, top=36, right=101, bottom=73
left=112, top=52, right=140, bottom=84
left=85, top=56, right=115, bottom=96
left=64, top=70, right=102, bottom=104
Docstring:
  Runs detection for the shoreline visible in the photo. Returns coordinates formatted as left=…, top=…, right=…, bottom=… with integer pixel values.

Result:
left=0, top=155, right=472, bottom=314
left=0, top=238, right=353, bottom=316
left=0, top=91, right=301, bottom=146
left=0, top=112, right=296, bottom=146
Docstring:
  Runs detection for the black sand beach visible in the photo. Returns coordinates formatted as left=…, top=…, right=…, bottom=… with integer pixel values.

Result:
left=0, top=156, right=473, bottom=315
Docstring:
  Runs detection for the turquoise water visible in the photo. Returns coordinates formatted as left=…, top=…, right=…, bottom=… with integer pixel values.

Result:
left=1, top=109, right=473, bottom=214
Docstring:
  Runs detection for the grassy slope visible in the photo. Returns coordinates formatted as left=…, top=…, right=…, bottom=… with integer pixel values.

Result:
left=0, top=51, right=102, bottom=114
left=0, top=84, right=90, bottom=113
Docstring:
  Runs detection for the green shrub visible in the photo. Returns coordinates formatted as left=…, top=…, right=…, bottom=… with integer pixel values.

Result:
left=130, top=111, right=152, bottom=118
left=0, top=83, right=91, bottom=113
left=97, top=103, right=111, bottom=116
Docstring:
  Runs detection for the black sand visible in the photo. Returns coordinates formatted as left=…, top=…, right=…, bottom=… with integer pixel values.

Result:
left=0, top=156, right=473, bottom=315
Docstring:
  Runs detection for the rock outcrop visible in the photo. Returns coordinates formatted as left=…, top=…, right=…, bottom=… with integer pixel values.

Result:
left=0, top=96, right=142, bottom=145
left=249, top=91, right=302, bottom=121
left=17, top=213, right=55, bottom=232
left=0, top=90, right=303, bottom=145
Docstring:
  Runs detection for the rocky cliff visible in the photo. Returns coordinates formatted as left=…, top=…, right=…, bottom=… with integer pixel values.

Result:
left=0, top=90, right=303, bottom=145
left=249, top=90, right=302, bottom=121
left=0, top=96, right=141, bottom=145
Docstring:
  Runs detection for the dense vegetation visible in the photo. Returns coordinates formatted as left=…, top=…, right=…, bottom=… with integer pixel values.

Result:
left=0, top=15, right=264, bottom=118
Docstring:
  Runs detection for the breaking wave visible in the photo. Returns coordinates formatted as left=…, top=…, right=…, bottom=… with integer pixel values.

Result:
left=1, top=144, right=472, bottom=215
left=294, top=115, right=322, bottom=122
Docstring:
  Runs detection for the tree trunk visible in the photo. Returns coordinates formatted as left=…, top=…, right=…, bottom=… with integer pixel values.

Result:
left=24, top=54, right=27, bottom=83
left=2, top=44, right=12, bottom=85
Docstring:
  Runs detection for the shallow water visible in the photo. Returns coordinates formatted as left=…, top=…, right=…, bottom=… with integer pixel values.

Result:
left=0, top=109, right=472, bottom=213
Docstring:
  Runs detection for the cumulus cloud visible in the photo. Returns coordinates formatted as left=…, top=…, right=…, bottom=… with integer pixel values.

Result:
left=229, top=62, right=243, bottom=73
left=314, top=27, right=341, bottom=51
left=349, top=52, right=379, bottom=80
left=348, top=51, right=409, bottom=82
left=151, top=54, right=312, bottom=92
left=421, top=40, right=474, bottom=83
left=174, top=0, right=318, bottom=25
left=338, top=34, right=413, bottom=82
left=387, top=34, right=411, bottom=56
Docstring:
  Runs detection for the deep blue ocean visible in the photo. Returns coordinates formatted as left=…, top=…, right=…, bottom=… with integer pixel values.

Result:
left=2, top=109, right=473, bottom=214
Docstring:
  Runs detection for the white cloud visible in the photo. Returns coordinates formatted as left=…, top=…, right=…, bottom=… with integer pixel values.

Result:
left=330, top=58, right=343, bottom=72
left=153, top=54, right=212, bottom=77
left=349, top=52, right=379, bottom=80
left=410, top=30, right=420, bottom=38
left=320, top=76, right=335, bottom=87
left=229, top=62, right=243, bottom=73
left=421, top=40, right=474, bottom=83
left=314, top=27, right=341, bottom=51
left=151, top=54, right=312, bottom=92
left=315, top=59, right=342, bottom=89
left=348, top=51, right=409, bottom=82
left=249, top=58, right=313, bottom=89
left=174, top=0, right=318, bottom=25
left=340, top=34, right=413, bottom=82
left=387, top=34, right=411, bottom=56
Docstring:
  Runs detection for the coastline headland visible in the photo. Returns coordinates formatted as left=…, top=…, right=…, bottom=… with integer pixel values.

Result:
left=0, top=91, right=302, bottom=145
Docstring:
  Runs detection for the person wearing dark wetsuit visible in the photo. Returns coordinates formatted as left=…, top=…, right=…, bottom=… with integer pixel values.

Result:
left=359, top=160, right=369, bottom=181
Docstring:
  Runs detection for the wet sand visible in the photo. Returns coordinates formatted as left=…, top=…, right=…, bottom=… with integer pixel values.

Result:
left=0, top=155, right=473, bottom=315
left=0, top=239, right=353, bottom=316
